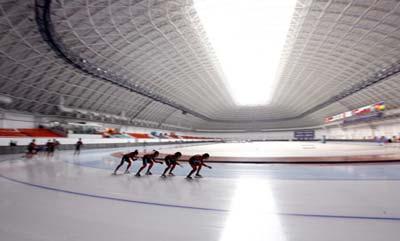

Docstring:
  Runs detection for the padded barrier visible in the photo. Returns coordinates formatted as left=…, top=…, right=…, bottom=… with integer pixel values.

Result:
left=0, top=141, right=220, bottom=155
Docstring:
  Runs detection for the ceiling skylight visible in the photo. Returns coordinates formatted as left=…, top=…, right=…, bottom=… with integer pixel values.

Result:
left=194, top=0, right=297, bottom=106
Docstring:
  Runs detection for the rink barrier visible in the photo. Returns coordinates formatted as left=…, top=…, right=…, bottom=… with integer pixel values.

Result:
left=0, top=141, right=221, bottom=155
left=153, top=152, right=400, bottom=164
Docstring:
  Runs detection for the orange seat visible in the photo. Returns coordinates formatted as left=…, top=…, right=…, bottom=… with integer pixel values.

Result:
left=127, top=133, right=152, bottom=139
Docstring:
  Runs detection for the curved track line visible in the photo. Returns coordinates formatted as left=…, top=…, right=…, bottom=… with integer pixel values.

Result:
left=1, top=173, right=400, bottom=222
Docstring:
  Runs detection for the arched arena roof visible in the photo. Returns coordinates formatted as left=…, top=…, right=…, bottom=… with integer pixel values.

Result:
left=1, top=0, right=400, bottom=131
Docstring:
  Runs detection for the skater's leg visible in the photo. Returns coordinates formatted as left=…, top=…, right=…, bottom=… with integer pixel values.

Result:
left=135, top=165, right=146, bottom=176
left=125, top=161, right=132, bottom=173
left=169, top=163, right=177, bottom=174
left=146, top=161, right=154, bottom=174
left=162, top=164, right=171, bottom=176
left=186, top=164, right=197, bottom=178
left=196, top=165, right=203, bottom=175
left=113, top=159, right=124, bottom=174
left=135, top=163, right=147, bottom=176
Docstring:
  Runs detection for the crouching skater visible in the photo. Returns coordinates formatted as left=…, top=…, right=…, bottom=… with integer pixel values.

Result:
left=113, top=150, right=139, bottom=175
left=186, top=153, right=212, bottom=179
left=135, top=150, right=162, bottom=176
left=161, top=152, right=182, bottom=177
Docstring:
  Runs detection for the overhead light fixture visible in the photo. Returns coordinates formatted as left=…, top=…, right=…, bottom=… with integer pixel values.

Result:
left=194, top=0, right=296, bottom=106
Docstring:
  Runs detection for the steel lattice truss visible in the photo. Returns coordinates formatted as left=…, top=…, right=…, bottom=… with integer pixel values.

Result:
left=1, top=0, right=400, bottom=131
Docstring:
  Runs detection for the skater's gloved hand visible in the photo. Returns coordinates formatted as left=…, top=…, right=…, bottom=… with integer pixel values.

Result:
left=208, top=166, right=212, bottom=169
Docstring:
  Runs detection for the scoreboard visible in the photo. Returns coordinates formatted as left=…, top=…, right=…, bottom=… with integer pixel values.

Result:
left=294, top=130, right=315, bottom=140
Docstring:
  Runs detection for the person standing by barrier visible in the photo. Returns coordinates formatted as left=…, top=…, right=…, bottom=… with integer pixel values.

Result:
left=53, top=139, right=60, bottom=151
left=74, top=138, right=83, bottom=155
left=46, top=139, right=55, bottom=157
left=9, top=140, right=17, bottom=147
left=52, top=139, right=60, bottom=158
left=26, top=139, right=37, bottom=158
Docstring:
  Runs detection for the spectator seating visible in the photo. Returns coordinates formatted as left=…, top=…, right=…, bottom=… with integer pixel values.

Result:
left=18, top=128, right=63, bottom=137
left=0, top=129, right=27, bottom=137
left=127, top=133, right=152, bottom=139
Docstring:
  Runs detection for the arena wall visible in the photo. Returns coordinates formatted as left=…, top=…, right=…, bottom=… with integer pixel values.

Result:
left=1, top=110, right=400, bottom=142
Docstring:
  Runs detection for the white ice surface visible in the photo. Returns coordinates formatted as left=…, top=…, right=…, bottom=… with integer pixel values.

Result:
left=0, top=144, right=400, bottom=241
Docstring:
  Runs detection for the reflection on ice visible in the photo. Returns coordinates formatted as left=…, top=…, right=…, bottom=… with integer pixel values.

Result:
left=220, top=178, right=286, bottom=241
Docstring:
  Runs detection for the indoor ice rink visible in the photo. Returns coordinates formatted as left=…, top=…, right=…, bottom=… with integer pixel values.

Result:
left=2, top=0, right=400, bottom=241
left=2, top=142, right=400, bottom=241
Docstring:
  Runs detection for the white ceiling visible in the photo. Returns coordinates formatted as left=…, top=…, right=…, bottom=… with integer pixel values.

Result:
left=1, top=0, right=400, bottom=131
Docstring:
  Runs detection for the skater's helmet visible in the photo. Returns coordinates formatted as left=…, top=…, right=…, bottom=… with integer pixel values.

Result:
left=202, top=153, right=210, bottom=159
left=174, top=152, right=182, bottom=157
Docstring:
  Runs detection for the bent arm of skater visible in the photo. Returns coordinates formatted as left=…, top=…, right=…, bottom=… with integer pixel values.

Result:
left=201, top=162, right=212, bottom=169
left=153, top=157, right=163, bottom=164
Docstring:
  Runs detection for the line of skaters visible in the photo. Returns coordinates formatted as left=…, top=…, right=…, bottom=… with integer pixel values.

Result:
left=113, top=150, right=212, bottom=179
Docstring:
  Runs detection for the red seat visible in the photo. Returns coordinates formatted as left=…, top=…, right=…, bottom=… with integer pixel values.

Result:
left=0, top=128, right=27, bottom=137
left=18, top=128, right=63, bottom=137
